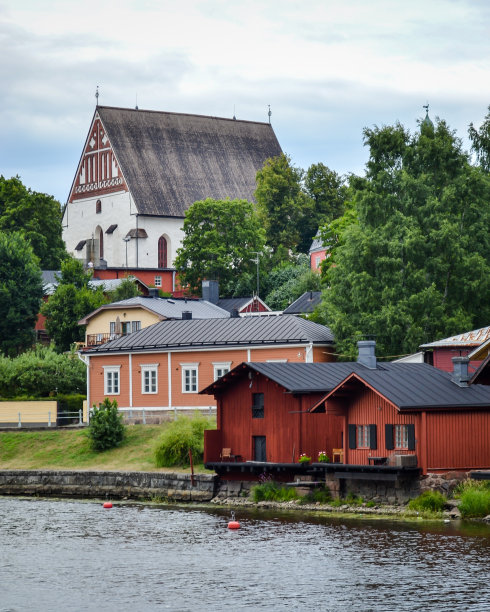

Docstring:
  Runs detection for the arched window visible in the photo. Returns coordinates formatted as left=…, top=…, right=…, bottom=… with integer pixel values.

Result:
left=95, top=226, right=103, bottom=260
left=158, top=235, right=167, bottom=268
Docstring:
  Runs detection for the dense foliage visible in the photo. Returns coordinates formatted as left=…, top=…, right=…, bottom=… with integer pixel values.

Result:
left=175, top=198, right=266, bottom=296
left=263, top=254, right=321, bottom=311
left=0, top=176, right=66, bottom=269
left=0, top=231, right=44, bottom=356
left=88, top=398, right=126, bottom=452
left=408, top=490, right=447, bottom=513
left=0, top=344, right=86, bottom=397
left=41, top=257, right=107, bottom=352
left=107, top=276, right=142, bottom=301
left=317, top=116, right=490, bottom=358
left=153, top=413, right=215, bottom=467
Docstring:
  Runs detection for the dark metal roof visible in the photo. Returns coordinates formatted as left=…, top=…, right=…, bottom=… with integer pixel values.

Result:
left=201, top=361, right=490, bottom=410
left=283, top=291, right=322, bottom=314
left=326, top=362, right=490, bottom=410
left=83, top=315, right=334, bottom=354
left=97, top=106, right=282, bottom=218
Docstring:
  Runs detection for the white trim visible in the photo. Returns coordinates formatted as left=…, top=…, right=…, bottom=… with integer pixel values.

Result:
left=180, top=362, right=199, bottom=393
left=141, top=363, right=159, bottom=394
left=103, top=365, right=121, bottom=395
left=168, top=352, right=173, bottom=417
left=266, top=359, right=287, bottom=363
left=212, top=361, right=232, bottom=380
left=129, top=353, right=133, bottom=407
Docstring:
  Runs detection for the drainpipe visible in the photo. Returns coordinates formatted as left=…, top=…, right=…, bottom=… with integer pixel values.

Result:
left=305, top=342, right=313, bottom=363
left=129, top=353, right=133, bottom=409
left=167, top=352, right=173, bottom=417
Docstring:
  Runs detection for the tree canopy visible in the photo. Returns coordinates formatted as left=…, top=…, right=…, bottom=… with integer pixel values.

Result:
left=0, top=176, right=66, bottom=269
left=174, top=198, right=266, bottom=296
left=0, top=231, right=43, bottom=356
left=318, top=116, right=490, bottom=358
left=41, top=257, right=107, bottom=352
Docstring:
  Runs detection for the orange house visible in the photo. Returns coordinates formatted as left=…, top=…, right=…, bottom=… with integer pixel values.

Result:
left=80, top=315, right=335, bottom=419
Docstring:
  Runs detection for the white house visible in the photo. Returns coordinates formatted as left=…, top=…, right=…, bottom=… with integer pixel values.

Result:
left=62, top=105, right=282, bottom=271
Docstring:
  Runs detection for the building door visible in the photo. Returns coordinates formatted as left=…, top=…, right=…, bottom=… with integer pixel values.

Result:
left=158, top=235, right=167, bottom=268
left=253, top=436, right=266, bottom=462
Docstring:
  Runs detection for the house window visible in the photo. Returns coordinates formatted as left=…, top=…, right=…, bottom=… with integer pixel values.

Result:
left=252, top=393, right=264, bottom=418
left=154, top=276, right=162, bottom=287
left=315, top=256, right=321, bottom=268
left=395, top=425, right=409, bottom=449
left=96, top=199, right=101, bottom=214
left=121, top=322, right=131, bottom=335
left=181, top=363, right=199, bottom=393
left=103, top=366, right=120, bottom=395
left=213, top=362, right=231, bottom=380
left=131, top=321, right=141, bottom=333
left=158, top=235, right=168, bottom=268
left=357, top=425, right=370, bottom=448
left=141, top=364, right=158, bottom=394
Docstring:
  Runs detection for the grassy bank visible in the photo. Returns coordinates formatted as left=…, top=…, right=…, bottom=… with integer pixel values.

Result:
left=0, top=425, right=207, bottom=473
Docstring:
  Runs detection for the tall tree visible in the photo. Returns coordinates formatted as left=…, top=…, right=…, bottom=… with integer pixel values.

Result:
left=0, top=231, right=43, bottom=356
left=255, top=153, right=310, bottom=255
left=319, top=116, right=490, bottom=358
left=174, top=198, right=265, bottom=296
left=42, top=257, right=106, bottom=351
left=469, top=106, right=490, bottom=172
left=0, top=176, right=66, bottom=269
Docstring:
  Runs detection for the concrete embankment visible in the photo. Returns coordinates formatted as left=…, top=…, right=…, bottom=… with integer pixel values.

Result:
left=0, top=470, right=219, bottom=502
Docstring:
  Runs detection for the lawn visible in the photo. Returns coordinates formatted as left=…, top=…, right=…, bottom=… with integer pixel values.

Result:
left=0, top=425, right=208, bottom=473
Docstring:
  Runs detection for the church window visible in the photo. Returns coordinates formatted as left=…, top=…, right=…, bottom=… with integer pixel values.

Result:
left=158, top=236, right=168, bottom=268
left=96, top=199, right=102, bottom=214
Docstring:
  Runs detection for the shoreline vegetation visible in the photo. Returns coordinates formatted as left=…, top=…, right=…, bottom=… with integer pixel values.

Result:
left=1, top=426, right=489, bottom=525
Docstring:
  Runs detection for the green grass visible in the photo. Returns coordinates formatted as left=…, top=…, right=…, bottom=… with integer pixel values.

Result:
left=251, top=480, right=299, bottom=502
left=407, top=490, right=447, bottom=515
left=0, top=424, right=213, bottom=473
left=454, top=480, right=490, bottom=518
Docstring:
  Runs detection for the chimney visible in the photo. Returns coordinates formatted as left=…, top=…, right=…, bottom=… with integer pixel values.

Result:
left=357, top=340, right=377, bottom=369
left=148, top=288, right=159, bottom=298
left=230, top=308, right=240, bottom=318
left=202, top=279, right=219, bottom=304
left=182, top=311, right=192, bottom=320
left=451, top=356, right=469, bottom=387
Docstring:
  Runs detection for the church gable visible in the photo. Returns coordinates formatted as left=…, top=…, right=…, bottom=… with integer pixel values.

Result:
left=68, top=113, right=128, bottom=202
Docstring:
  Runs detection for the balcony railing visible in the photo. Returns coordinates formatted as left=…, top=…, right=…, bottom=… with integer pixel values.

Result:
left=86, top=333, right=122, bottom=346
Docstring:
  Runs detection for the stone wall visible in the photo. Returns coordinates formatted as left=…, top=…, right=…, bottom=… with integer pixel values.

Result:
left=0, top=470, right=218, bottom=502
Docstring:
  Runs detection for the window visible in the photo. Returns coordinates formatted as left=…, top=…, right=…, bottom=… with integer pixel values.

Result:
left=141, top=364, right=158, bottom=394
left=181, top=363, right=199, bottom=393
left=121, top=322, right=131, bottom=335
left=131, top=321, right=141, bottom=333
left=357, top=425, right=370, bottom=448
left=154, top=276, right=162, bottom=287
left=395, top=425, right=409, bottom=449
left=158, top=235, right=168, bottom=268
left=103, top=366, right=120, bottom=395
left=213, top=362, right=231, bottom=380
left=252, top=393, right=264, bottom=418
left=96, top=199, right=102, bottom=214
left=315, top=256, right=321, bottom=268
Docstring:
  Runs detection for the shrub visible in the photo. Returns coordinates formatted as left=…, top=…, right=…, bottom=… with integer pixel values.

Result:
left=459, top=487, right=490, bottom=519
left=88, top=398, right=126, bottom=451
left=300, top=487, right=332, bottom=505
left=153, top=413, right=215, bottom=467
left=408, top=490, right=447, bottom=513
left=251, top=480, right=299, bottom=503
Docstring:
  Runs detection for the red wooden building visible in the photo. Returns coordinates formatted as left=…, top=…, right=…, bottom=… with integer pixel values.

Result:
left=419, top=325, right=490, bottom=373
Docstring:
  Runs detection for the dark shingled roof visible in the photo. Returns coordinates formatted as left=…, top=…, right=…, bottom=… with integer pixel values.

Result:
left=283, top=291, right=322, bottom=314
left=97, top=106, right=283, bottom=217
left=201, top=361, right=490, bottom=410
left=83, top=315, right=334, bottom=354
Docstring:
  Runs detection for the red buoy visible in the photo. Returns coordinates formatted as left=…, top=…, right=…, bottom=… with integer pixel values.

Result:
left=227, top=511, right=240, bottom=529
left=103, top=501, right=113, bottom=508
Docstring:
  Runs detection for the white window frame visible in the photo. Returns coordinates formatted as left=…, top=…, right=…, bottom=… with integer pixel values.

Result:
left=131, top=320, right=141, bottom=333
left=141, top=363, right=159, bottom=394
left=154, top=276, right=162, bottom=287
left=213, top=362, right=232, bottom=381
left=181, top=362, right=199, bottom=393
left=103, top=365, right=121, bottom=395
left=395, top=425, right=409, bottom=449
left=266, top=359, right=288, bottom=363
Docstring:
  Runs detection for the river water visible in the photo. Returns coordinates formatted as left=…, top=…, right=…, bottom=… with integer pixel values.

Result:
left=1, top=497, right=489, bottom=612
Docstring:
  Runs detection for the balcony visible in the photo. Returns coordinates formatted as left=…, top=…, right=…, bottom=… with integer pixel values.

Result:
left=86, top=333, right=122, bottom=347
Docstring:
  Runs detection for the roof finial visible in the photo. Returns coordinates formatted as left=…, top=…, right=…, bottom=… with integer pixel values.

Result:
left=233, top=104, right=236, bottom=120
left=95, top=85, right=99, bottom=107
left=135, top=93, right=138, bottom=110
left=421, top=102, right=433, bottom=130
left=423, top=102, right=429, bottom=116
left=268, top=104, right=271, bottom=124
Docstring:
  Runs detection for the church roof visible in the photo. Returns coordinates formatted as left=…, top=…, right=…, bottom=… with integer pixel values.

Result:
left=96, top=106, right=282, bottom=217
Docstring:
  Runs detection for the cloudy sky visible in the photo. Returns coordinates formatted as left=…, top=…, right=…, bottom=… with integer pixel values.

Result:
left=1, top=0, right=489, bottom=203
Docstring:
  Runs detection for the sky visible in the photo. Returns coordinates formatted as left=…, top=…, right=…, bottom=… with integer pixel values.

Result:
left=1, top=0, right=489, bottom=204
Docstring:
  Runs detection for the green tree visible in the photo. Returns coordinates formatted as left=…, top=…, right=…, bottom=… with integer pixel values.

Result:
left=41, top=257, right=107, bottom=351
left=0, top=231, right=43, bottom=356
left=175, top=198, right=265, bottom=295
left=264, top=254, right=321, bottom=311
left=88, top=398, right=126, bottom=452
left=255, top=153, right=310, bottom=255
left=469, top=106, right=490, bottom=172
left=319, top=116, right=490, bottom=358
left=107, top=276, right=142, bottom=302
left=0, top=176, right=66, bottom=269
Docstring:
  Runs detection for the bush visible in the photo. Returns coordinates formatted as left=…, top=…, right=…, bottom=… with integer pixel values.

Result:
left=300, top=487, right=332, bottom=505
left=408, top=490, right=447, bottom=513
left=153, top=413, right=215, bottom=467
left=458, top=482, right=490, bottom=518
left=251, top=480, right=299, bottom=502
left=88, top=398, right=126, bottom=451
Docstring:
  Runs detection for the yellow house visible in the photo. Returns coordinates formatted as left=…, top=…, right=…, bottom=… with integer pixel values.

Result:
left=79, top=295, right=230, bottom=347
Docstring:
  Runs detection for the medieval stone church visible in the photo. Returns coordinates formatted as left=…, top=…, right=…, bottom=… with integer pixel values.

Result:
left=62, top=105, right=282, bottom=285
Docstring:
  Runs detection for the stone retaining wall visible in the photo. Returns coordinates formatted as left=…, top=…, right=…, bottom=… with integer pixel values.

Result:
left=0, top=470, right=218, bottom=502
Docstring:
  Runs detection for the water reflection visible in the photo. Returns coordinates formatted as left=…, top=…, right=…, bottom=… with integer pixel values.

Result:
left=1, top=498, right=489, bottom=611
